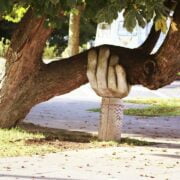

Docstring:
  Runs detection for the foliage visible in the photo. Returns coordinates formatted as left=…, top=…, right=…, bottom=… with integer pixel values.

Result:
left=96, top=0, right=172, bottom=32
left=0, top=20, right=17, bottom=40
left=0, top=38, right=10, bottom=57
left=43, top=42, right=60, bottom=59
left=0, top=0, right=175, bottom=32
left=3, top=5, right=27, bottom=23
left=47, top=14, right=96, bottom=55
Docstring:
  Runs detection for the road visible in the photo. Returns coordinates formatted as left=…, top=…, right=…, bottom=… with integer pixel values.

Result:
left=24, top=81, right=180, bottom=138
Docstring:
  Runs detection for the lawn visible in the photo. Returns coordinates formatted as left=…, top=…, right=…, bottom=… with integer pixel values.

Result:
left=1, top=98, right=178, bottom=157
left=0, top=123, right=154, bottom=157
left=88, top=98, right=180, bottom=116
left=0, top=127, right=58, bottom=157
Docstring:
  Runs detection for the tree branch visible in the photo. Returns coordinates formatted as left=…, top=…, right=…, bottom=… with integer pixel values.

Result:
left=137, top=25, right=161, bottom=55
left=35, top=2, right=180, bottom=101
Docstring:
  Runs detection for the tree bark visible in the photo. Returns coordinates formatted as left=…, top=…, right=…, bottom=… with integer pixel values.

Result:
left=67, top=6, right=82, bottom=57
left=0, top=4, right=180, bottom=128
left=0, top=9, right=53, bottom=128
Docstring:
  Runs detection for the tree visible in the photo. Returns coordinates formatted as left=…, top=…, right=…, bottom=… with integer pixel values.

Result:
left=0, top=20, right=17, bottom=40
left=65, top=3, right=95, bottom=57
left=67, top=6, right=82, bottom=56
left=0, top=0, right=179, bottom=128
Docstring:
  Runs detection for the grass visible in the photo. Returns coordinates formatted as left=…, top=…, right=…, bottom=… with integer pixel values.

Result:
left=0, top=127, right=58, bottom=157
left=88, top=98, right=180, bottom=117
left=0, top=123, right=155, bottom=157
left=88, top=108, right=101, bottom=113
left=124, top=98, right=180, bottom=105
left=125, top=98, right=180, bottom=116
left=92, top=138, right=154, bottom=147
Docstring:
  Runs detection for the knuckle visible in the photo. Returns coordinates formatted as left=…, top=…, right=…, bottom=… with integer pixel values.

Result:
left=99, top=47, right=110, bottom=58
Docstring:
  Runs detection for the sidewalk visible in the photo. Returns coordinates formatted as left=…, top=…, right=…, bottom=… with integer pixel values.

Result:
left=0, top=146, right=180, bottom=180
left=0, top=83, right=180, bottom=180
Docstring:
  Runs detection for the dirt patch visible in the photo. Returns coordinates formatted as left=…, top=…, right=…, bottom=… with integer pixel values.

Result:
left=18, top=122, right=156, bottom=151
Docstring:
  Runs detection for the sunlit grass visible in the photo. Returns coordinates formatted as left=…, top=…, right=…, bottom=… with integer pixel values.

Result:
left=125, top=98, right=180, bottom=116
left=0, top=124, right=155, bottom=157
left=88, top=98, right=180, bottom=116
left=0, top=128, right=58, bottom=157
left=124, top=98, right=180, bottom=106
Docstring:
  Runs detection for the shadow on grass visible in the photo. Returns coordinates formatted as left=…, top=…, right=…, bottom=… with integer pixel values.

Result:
left=18, top=122, right=97, bottom=143
left=18, top=122, right=156, bottom=147
left=18, top=123, right=180, bottom=150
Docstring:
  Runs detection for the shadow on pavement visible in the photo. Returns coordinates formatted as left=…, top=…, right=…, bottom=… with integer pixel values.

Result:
left=0, top=174, right=77, bottom=180
left=152, top=153, right=180, bottom=159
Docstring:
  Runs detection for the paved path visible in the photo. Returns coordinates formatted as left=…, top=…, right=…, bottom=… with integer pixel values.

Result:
left=0, top=146, right=180, bottom=180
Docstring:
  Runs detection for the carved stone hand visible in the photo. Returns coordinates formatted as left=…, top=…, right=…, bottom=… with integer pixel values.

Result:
left=87, top=47, right=131, bottom=98
left=87, top=47, right=131, bottom=141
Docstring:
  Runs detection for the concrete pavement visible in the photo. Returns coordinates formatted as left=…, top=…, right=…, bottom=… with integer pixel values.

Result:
left=0, top=80, right=180, bottom=180
left=0, top=146, right=180, bottom=180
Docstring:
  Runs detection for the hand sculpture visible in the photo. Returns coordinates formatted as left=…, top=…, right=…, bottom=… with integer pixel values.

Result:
left=87, top=47, right=131, bottom=141
left=87, top=47, right=131, bottom=98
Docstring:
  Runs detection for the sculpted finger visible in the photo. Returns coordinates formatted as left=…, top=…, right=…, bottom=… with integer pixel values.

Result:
left=87, top=50, right=98, bottom=89
left=127, top=84, right=132, bottom=93
left=108, top=66, right=117, bottom=90
left=115, top=65, right=129, bottom=97
left=96, top=47, right=110, bottom=89
left=109, top=55, right=119, bottom=66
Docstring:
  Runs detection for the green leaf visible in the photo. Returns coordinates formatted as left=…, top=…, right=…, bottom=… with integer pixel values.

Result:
left=155, top=17, right=168, bottom=33
left=136, top=13, right=146, bottom=28
left=50, top=0, right=59, bottom=5
left=124, top=10, right=137, bottom=32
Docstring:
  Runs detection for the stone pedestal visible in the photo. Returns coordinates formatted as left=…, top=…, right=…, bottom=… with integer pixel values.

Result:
left=98, top=97, right=124, bottom=141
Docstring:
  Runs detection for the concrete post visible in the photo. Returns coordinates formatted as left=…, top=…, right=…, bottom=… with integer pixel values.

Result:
left=98, top=97, right=124, bottom=141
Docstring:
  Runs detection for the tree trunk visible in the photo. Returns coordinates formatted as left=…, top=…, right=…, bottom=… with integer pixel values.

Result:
left=67, top=6, right=82, bottom=57
left=0, top=9, right=53, bottom=128
left=0, top=4, right=180, bottom=128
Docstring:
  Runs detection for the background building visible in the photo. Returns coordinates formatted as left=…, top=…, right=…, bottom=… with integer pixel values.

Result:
left=95, top=13, right=169, bottom=54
